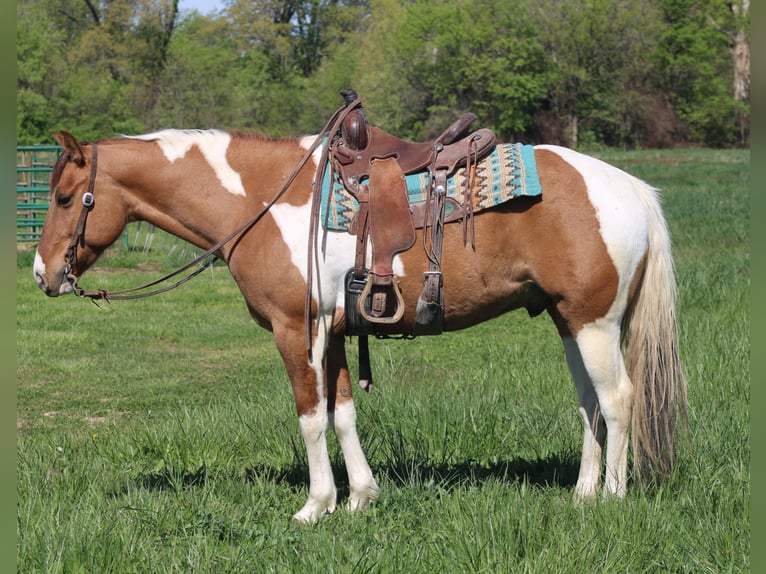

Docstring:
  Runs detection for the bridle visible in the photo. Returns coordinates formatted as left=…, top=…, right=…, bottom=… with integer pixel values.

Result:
left=62, top=99, right=362, bottom=305
left=62, top=141, right=219, bottom=300
left=63, top=143, right=98, bottom=294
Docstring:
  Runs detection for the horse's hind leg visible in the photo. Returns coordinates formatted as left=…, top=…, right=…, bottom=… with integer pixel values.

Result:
left=325, top=335, right=379, bottom=511
left=564, top=322, right=633, bottom=498
left=563, top=337, right=606, bottom=499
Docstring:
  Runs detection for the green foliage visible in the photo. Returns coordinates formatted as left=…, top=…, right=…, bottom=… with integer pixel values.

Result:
left=16, top=0, right=748, bottom=148
left=16, top=1, right=64, bottom=144
left=364, top=0, right=549, bottom=140
left=656, top=0, right=746, bottom=147
left=355, top=0, right=550, bottom=141
left=530, top=0, right=670, bottom=148
left=154, top=15, right=244, bottom=129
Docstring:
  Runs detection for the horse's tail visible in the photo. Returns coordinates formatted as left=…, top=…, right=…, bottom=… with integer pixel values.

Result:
left=622, top=179, right=688, bottom=483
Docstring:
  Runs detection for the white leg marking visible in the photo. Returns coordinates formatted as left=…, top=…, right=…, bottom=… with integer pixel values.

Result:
left=128, top=130, right=246, bottom=196
left=574, top=322, right=633, bottom=497
left=563, top=337, right=603, bottom=500
left=332, top=401, right=379, bottom=511
left=293, top=313, right=337, bottom=524
left=294, top=409, right=337, bottom=524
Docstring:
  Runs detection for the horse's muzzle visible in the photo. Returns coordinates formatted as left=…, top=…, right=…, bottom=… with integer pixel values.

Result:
left=33, top=251, right=74, bottom=297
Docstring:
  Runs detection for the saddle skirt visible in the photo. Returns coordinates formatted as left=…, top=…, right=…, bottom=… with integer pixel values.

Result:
left=320, top=142, right=542, bottom=232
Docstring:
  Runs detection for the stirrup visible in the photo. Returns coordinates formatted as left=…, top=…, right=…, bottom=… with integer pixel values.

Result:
left=357, top=275, right=406, bottom=325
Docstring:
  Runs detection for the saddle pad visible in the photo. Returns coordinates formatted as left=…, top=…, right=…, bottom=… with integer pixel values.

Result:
left=320, top=143, right=542, bottom=232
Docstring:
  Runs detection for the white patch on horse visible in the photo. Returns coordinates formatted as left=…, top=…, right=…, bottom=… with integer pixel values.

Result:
left=299, top=135, right=326, bottom=170
left=269, top=136, right=406, bottom=311
left=331, top=400, right=379, bottom=510
left=295, top=410, right=337, bottom=522
left=292, top=316, right=338, bottom=523
left=127, top=130, right=246, bottom=197
left=33, top=250, right=72, bottom=295
left=32, top=251, right=46, bottom=288
left=536, top=145, right=649, bottom=320
left=571, top=319, right=632, bottom=497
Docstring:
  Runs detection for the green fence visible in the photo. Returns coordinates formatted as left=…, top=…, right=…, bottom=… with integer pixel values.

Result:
left=17, top=145, right=61, bottom=243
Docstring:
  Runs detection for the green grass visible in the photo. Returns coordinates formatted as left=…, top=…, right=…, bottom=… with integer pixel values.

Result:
left=17, top=149, right=749, bottom=572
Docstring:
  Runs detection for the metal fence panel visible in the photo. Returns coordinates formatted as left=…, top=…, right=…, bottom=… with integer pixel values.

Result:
left=17, top=145, right=61, bottom=243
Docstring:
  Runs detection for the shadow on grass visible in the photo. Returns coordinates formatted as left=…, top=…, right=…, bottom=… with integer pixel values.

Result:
left=373, top=452, right=580, bottom=490
left=242, top=452, right=579, bottom=494
left=122, top=452, right=579, bottom=497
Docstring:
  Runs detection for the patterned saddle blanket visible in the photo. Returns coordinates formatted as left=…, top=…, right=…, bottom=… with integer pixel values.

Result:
left=320, top=143, right=542, bottom=232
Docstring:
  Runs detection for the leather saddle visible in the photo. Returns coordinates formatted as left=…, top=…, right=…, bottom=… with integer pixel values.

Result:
left=333, top=89, right=495, bottom=202
left=330, top=90, right=496, bottom=343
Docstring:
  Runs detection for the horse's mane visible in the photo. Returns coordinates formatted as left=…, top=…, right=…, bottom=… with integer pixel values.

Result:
left=123, top=128, right=229, bottom=144
left=123, top=128, right=278, bottom=145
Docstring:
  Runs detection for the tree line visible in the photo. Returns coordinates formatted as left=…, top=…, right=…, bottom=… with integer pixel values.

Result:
left=17, top=0, right=750, bottom=149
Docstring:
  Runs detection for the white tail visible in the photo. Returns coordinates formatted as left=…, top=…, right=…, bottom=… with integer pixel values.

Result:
left=623, top=180, right=688, bottom=481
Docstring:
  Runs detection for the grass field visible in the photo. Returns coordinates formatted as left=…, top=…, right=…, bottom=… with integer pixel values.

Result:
left=16, top=148, right=749, bottom=572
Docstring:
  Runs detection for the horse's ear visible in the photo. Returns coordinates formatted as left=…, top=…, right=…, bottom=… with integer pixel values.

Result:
left=51, top=130, right=86, bottom=167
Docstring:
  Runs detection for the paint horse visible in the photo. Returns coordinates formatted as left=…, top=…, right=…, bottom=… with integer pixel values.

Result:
left=33, top=114, right=686, bottom=523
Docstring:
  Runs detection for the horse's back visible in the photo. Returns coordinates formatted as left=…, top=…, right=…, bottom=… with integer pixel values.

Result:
left=397, top=145, right=655, bottom=336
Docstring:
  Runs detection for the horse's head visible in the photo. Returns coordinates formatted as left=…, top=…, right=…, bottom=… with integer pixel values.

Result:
left=33, top=131, right=126, bottom=297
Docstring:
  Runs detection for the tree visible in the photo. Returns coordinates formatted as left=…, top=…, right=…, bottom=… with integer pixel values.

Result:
left=154, top=14, right=241, bottom=128
left=17, top=0, right=181, bottom=141
left=222, top=0, right=368, bottom=76
left=657, top=0, right=747, bottom=146
left=355, top=0, right=548, bottom=142
left=530, top=0, right=668, bottom=148
left=16, top=0, right=749, bottom=148
left=16, top=1, right=65, bottom=144
left=719, top=0, right=749, bottom=144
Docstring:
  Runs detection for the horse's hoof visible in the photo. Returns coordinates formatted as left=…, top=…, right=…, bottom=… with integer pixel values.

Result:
left=346, top=483, right=380, bottom=512
left=292, top=499, right=336, bottom=525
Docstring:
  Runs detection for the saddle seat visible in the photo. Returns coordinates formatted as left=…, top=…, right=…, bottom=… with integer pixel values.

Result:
left=333, top=108, right=495, bottom=193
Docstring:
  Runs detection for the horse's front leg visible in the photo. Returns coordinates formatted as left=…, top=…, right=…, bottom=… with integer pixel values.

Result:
left=274, top=320, right=337, bottom=524
left=325, top=334, right=379, bottom=512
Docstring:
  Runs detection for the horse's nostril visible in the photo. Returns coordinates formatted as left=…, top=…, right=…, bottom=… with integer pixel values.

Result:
left=32, top=251, right=53, bottom=294
left=33, top=271, right=46, bottom=291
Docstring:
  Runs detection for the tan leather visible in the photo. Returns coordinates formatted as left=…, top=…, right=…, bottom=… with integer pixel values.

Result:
left=367, top=157, right=416, bottom=280
left=334, top=126, right=495, bottom=192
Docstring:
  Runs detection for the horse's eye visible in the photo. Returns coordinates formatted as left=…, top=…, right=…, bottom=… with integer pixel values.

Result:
left=56, top=195, right=73, bottom=207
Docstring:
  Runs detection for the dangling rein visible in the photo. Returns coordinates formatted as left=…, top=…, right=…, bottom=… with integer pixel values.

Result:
left=67, top=101, right=360, bottom=317
left=64, top=141, right=281, bottom=302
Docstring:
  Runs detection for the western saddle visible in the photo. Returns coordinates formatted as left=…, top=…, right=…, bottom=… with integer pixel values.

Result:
left=317, top=90, right=496, bottom=389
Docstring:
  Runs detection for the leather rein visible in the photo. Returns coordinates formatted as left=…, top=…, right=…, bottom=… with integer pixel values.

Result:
left=64, top=141, right=220, bottom=300
left=65, top=101, right=359, bottom=303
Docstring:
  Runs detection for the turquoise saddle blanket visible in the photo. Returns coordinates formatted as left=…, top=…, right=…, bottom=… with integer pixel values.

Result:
left=320, top=142, right=542, bottom=232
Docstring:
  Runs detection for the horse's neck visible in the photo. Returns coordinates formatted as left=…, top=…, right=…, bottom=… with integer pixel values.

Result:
left=107, top=137, right=306, bottom=254
left=104, top=144, right=232, bottom=251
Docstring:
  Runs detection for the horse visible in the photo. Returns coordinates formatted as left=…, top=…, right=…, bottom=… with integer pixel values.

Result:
left=32, top=120, right=687, bottom=524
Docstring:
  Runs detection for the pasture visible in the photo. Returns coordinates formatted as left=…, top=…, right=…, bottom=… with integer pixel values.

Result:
left=17, top=148, right=749, bottom=572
